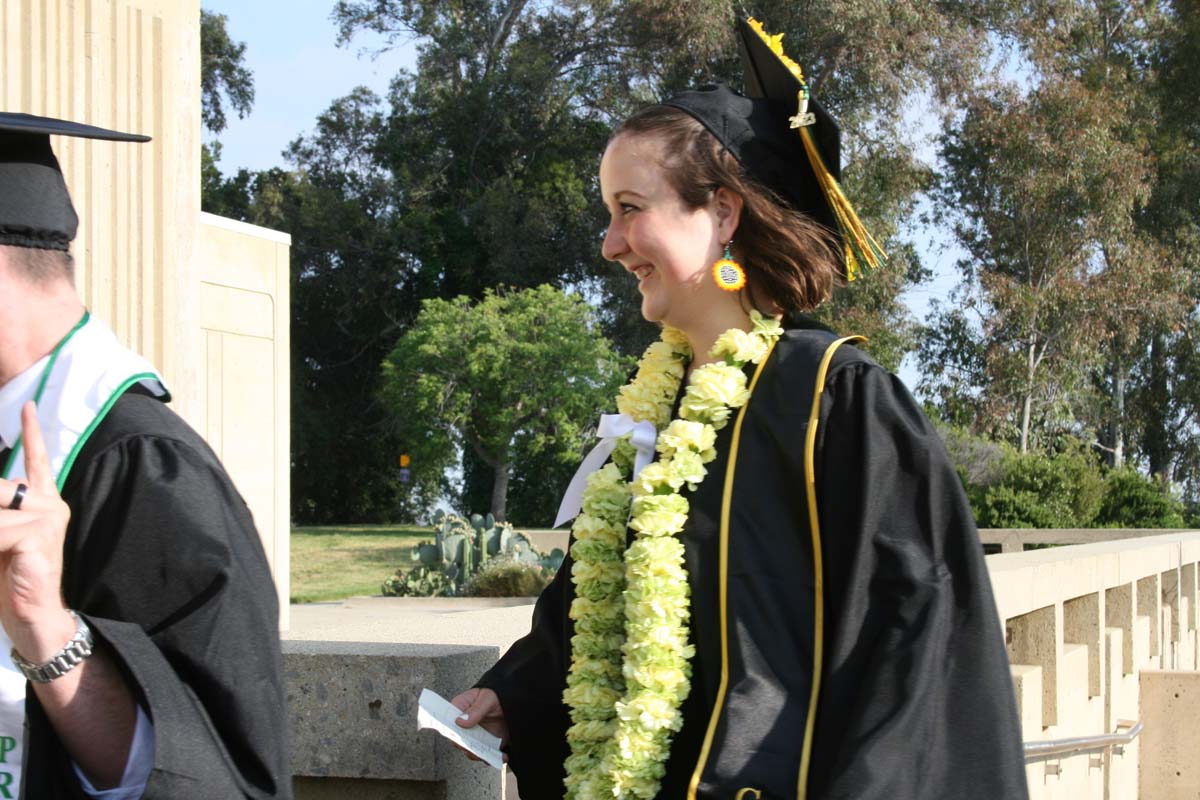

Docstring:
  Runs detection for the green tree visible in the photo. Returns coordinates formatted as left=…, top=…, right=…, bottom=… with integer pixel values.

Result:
left=200, top=9, right=255, bottom=134
left=379, top=285, right=632, bottom=521
left=200, top=8, right=256, bottom=213
left=957, top=1, right=1199, bottom=492
left=212, top=1, right=1004, bottom=521
left=205, top=91, right=424, bottom=522
left=283, top=92, right=422, bottom=522
left=992, top=1, right=1190, bottom=470
left=1134, top=0, right=1200, bottom=492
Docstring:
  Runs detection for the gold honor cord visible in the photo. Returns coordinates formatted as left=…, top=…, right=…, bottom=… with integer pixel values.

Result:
left=797, top=335, right=866, bottom=799
left=686, top=340, right=778, bottom=800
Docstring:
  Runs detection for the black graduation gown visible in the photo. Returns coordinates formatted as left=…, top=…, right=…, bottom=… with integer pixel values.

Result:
left=12, top=388, right=291, bottom=799
left=477, top=317, right=1029, bottom=799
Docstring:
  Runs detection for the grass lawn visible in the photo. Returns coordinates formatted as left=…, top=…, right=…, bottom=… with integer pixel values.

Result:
left=290, top=525, right=431, bottom=604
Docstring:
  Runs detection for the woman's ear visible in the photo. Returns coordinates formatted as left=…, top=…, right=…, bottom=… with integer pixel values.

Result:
left=713, top=187, right=744, bottom=242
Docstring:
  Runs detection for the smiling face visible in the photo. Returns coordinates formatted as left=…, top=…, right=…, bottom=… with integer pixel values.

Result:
left=599, top=132, right=742, bottom=334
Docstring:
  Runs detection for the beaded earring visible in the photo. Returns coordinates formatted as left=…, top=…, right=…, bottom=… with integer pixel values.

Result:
left=712, top=241, right=746, bottom=291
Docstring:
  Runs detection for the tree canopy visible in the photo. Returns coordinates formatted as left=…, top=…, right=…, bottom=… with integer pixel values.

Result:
left=201, top=0, right=1200, bottom=523
left=200, top=9, right=255, bottom=135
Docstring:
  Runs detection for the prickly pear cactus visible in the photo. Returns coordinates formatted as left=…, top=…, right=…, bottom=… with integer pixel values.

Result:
left=385, top=513, right=551, bottom=596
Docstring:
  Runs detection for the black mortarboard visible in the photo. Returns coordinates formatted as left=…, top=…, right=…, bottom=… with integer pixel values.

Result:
left=663, top=18, right=883, bottom=279
left=0, top=112, right=150, bottom=251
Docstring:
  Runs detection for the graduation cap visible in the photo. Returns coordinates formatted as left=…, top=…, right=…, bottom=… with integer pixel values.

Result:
left=0, top=112, right=150, bottom=252
left=662, top=18, right=884, bottom=279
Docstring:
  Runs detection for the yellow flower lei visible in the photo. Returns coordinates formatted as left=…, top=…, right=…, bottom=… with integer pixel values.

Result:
left=563, top=312, right=782, bottom=799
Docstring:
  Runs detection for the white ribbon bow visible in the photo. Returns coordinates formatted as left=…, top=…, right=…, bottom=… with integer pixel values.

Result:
left=553, top=414, right=658, bottom=528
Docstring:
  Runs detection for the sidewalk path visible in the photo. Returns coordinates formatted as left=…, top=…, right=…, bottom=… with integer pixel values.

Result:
left=286, top=595, right=539, bottom=652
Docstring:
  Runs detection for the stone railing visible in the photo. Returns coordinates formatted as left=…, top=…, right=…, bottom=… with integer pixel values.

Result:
left=990, top=531, right=1200, bottom=799
left=979, top=527, right=1191, bottom=554
left=285, top=531, right=1200, bottom=799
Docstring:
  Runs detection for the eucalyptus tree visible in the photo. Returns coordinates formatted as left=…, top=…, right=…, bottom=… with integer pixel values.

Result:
left=1134, top=0, right=1200, bottom=493
left=926, top=0, right=1195, bottom=465
left=932, top=80, right=1121, bottom=452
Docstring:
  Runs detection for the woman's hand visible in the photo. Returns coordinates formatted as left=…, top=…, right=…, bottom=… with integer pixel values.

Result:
left=0, top=401, right=76, bottom=662
left=451, top=687, right=510, bottom=762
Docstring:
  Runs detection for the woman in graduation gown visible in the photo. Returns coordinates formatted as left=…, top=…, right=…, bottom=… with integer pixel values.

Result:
left=452, top=18, right=1029, bottom=800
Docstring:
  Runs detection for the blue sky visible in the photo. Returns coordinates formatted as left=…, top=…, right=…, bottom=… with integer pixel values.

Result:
left=201, top=0, right=416, bottom=172
left=201, top=1, right=962, bottom=390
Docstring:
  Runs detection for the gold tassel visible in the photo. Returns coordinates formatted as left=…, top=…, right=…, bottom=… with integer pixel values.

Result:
left=796, top=126, right=886, bottom=281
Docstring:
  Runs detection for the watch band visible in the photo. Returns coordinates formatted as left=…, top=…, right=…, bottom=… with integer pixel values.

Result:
left=11, top=610, right=94, bottom=683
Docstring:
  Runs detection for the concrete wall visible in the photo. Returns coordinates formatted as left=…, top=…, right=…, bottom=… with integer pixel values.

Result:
left=198, top=213, right=291, bottom=625
left=980, top=528, right=1192, bottom=554
left=1140, top=670, right=1200, bottom=800
left=284, top=641, right=506, bottom=800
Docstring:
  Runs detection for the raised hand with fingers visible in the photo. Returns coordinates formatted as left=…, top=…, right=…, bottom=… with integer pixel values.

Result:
left=0, top=402, right=136, bottom=789
left=0, top=402, right=76, bottom=665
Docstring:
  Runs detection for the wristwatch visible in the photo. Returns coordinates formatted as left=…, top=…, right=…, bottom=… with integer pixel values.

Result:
left=10, top=611, right=94, bottom=683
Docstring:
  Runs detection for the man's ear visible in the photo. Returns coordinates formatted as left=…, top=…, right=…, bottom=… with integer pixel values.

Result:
left=713, top=187, right=744, bottom=243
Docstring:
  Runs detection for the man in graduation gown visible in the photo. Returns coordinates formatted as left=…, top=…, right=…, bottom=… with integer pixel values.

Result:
left=0, top=113, right=290, bottom=798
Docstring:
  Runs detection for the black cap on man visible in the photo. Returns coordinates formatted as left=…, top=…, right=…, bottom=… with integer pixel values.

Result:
left=0, top=112, right=150, bottom=252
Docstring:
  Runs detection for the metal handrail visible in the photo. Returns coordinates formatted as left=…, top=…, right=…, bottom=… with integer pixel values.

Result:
left=1023, top=719, right=1142, bottom=761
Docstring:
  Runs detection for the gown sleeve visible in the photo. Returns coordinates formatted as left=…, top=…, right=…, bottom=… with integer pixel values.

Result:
left=24, top=429, right=291, bottom=799
left=805, top=362, right=1028, bottom=800
left=475, top=550, right=574, bottom=799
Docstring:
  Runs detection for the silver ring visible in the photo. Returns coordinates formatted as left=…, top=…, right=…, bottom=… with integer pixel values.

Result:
left=8, top=483, right=27, bottom=511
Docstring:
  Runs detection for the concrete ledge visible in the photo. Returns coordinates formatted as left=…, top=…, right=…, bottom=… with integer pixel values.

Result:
left=284, top=640, right=502, bottom=799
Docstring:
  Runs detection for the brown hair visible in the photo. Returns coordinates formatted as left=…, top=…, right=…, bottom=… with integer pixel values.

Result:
left=614, top=104, right=840, bottom=312
left=2, top=245, right=75, bottom=286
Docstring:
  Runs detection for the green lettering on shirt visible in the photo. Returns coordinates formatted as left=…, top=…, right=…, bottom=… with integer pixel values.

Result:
left=0, top=769, right=13, bottom=799
left=0, top=738, right=13, bottom=764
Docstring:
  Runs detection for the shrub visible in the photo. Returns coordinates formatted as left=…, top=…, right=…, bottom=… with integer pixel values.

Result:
left=973, top=449, right=1105, bottom=528
left=462, top=558, right=551, bottom=597
left=1095, top=469, right=1187, bottom=529
left=975, top=484, right=1064, bottom=529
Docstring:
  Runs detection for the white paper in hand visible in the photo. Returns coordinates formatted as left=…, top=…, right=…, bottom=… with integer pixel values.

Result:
left=417, top=689, right=505, bottom=770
